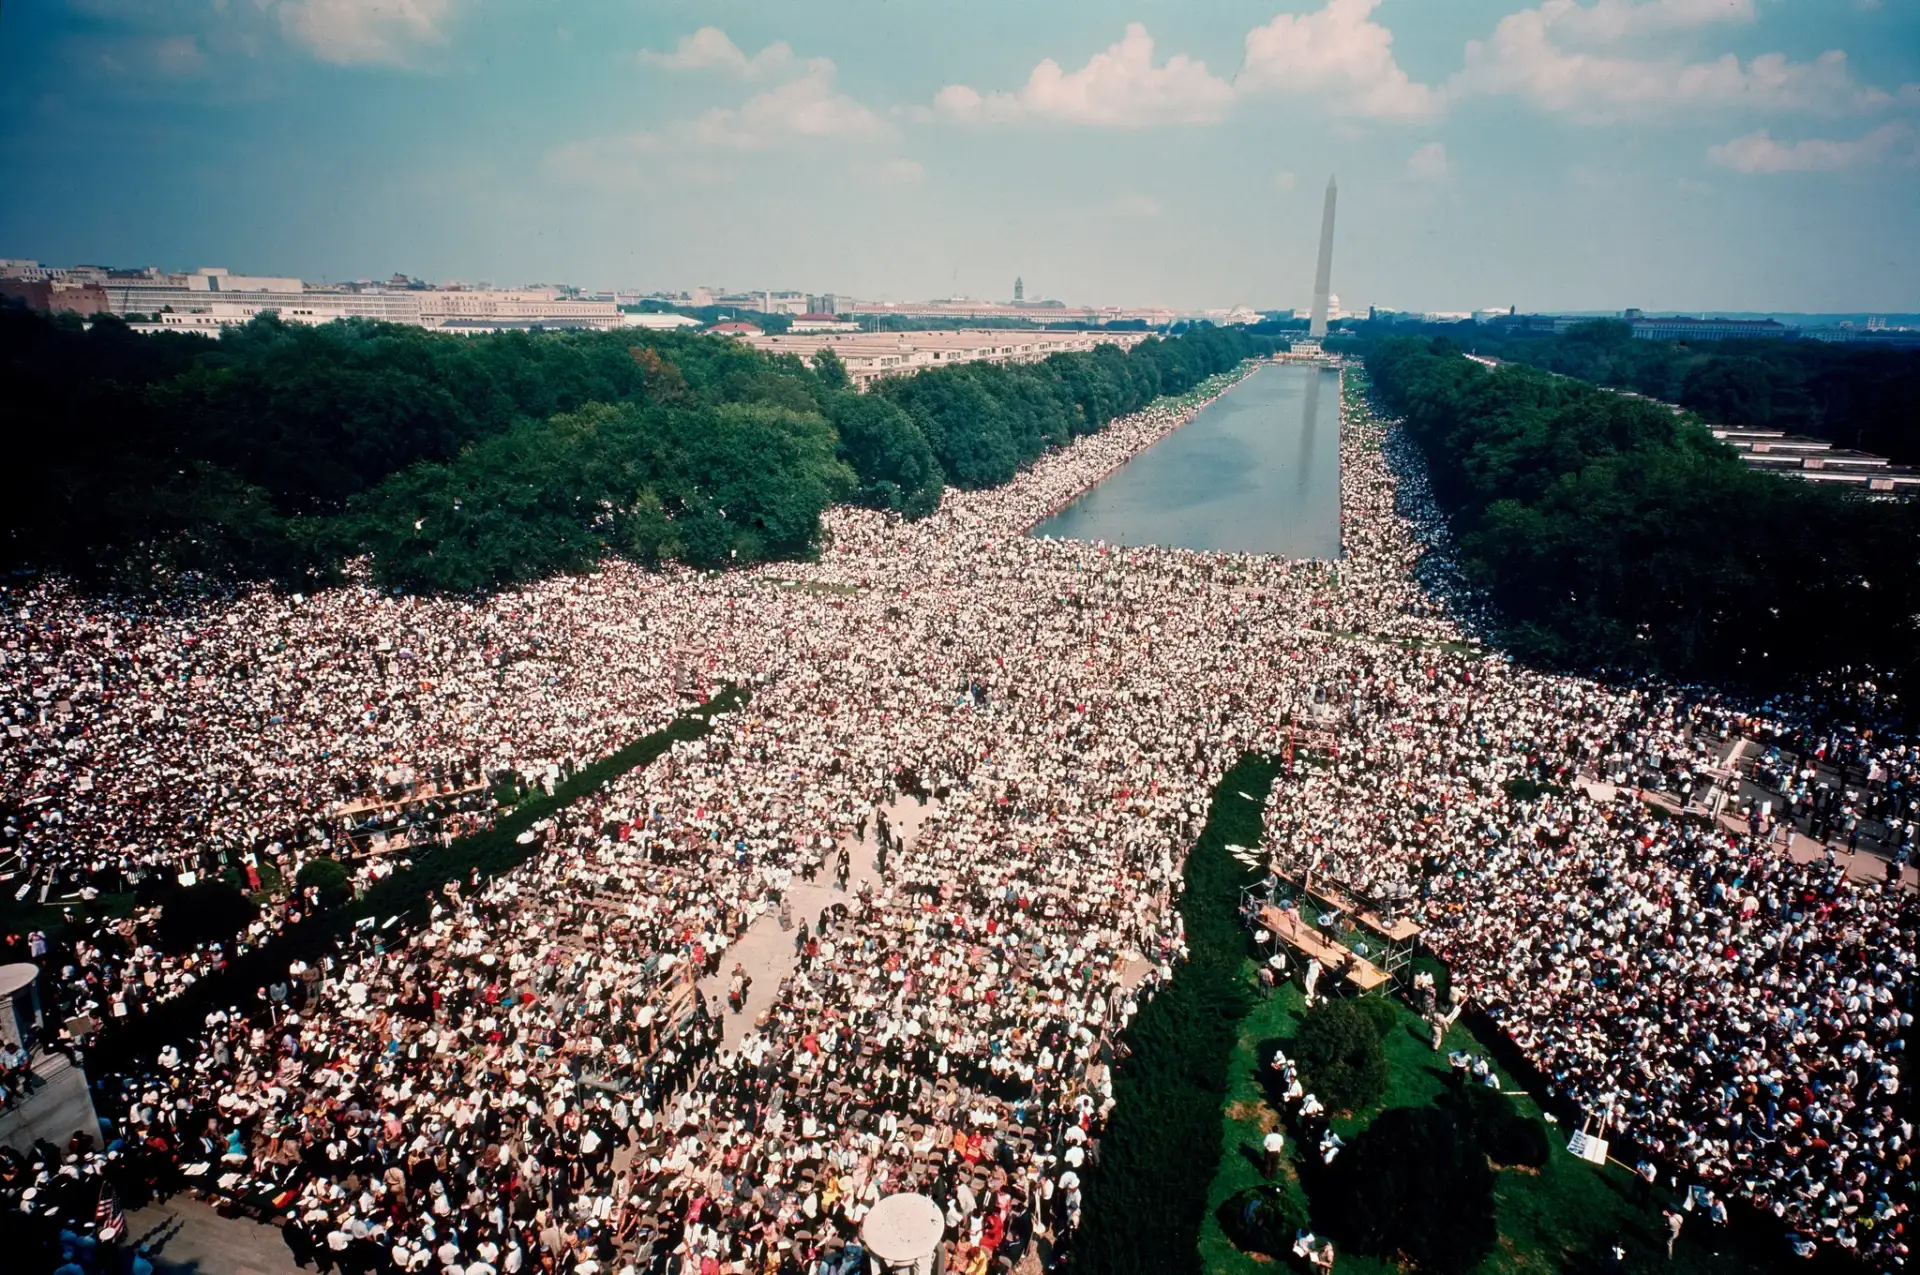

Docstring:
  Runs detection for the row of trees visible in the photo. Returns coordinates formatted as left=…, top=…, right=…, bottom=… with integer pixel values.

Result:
left=1387, top=316, right=1920, bottom=464
left=874, top=321, right=1273, bottom=490
left=1368, top=336, right=1920, bottom=696
left=1, top=306, right=1274, bottom=593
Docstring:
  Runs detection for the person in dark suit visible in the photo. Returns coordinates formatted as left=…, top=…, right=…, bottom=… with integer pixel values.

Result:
left=281, top=1215, right=315, bottom=1268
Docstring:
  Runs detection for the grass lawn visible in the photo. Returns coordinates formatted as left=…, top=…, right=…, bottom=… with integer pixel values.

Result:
left=1198, top=978, right=1758, bottom=1274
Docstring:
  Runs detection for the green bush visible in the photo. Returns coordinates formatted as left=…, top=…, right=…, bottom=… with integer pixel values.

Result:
left=1220, top=1184, right=1308, bottom=1260
left=1326, top=1106, right=1497, bottom=1274
left=1293, top=1000, right=1389, bottom=1113
left=295, top=857, right=352, bottom=906
left=1, top=306, right=1277, bottom=591
left=1501, top=776, right=1542, bottom=802
left=1356, top=995, right=1399, bottom=1039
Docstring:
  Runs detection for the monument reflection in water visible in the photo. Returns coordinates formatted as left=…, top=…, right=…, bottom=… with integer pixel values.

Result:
left=1030, top=361, right=1341, bottom=559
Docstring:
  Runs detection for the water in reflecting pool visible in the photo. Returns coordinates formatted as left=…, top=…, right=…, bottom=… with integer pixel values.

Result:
left=1031, top=361, right=1341, bottom=558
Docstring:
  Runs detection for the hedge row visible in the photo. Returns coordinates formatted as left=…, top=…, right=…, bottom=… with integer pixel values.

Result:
left=1074, top=753, right=1281, bottom=1275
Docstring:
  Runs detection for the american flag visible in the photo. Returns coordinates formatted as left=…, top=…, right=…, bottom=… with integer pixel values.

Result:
left=96, top=1183, right=125, bottom=1242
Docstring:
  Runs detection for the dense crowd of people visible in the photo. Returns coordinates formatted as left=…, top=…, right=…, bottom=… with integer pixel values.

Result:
left=1, top=358, right=1912, bottom=1272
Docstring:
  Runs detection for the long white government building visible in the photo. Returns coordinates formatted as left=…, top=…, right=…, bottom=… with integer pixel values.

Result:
left=96, top=267, right=625, bottom=334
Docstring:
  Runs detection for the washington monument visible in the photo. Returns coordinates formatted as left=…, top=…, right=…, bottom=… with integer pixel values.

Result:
left=1308, top=176, right=1338, bottom=340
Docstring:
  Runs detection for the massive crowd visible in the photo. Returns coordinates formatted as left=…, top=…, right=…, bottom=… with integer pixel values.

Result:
left=1, top=359, right=1912, bottom=1272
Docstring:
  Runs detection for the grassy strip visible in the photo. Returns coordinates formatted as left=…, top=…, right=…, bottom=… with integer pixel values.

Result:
left=1075, top=752, right=1281, bottom=1275
left=1199, top=984, right=1761, bottom=1275
left=84, top=686, right=748, bottom=1071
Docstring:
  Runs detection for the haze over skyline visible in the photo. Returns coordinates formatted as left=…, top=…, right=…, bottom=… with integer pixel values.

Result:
left=3, top=0, right=1918, bottom=313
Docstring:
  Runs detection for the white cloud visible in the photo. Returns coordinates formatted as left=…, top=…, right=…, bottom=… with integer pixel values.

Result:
left=1109, top=193, right=1164, bottom=219
left=1532, top=0, right=1754, bottom=45
left=640, top=27, right=795, bottom=79
left=873, top=157, right=926, bottom=185
left=277, top=0, right=458, bottom=67
left=1454, top=4, right=1914, bottom=119
left=934, top=23, right=1234, bottom=127
left=686, top=60, right=891, bottom=149
left=548, top=57, right=892, bottom=186
left=1237, top=0, right=1440, bottom=120
left=1709, top=121, right=1918, bottom=173
left=1406, top=141, right=1449, bottom=182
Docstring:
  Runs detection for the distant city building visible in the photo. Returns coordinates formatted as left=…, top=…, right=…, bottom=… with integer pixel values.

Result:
left=789, top=313, right=861, bottom=333
left=1801, top=325, right=1920, bottom=348
left=0, top=278, right=108, bottom=316
left=806, top=294, right=842, bottom=316
left=845, top=299, right=1175, bottom=326
left=1293, top=294, right=1341, bottom=323
left=185, top=266, right=305, bottom=292
left=1715, top=427, right=1920, bottom=494
left=621, top=312, right=703, bottom=331
left=19, top=264, right=630, bottom=334
left=708, top=320, right=764, bottom=338
left=744, top=329, right=1151, bottom=390
left=1498, top=313, right=1797, bottom=342
left=1625, top=316, right=1792, bottom=341
left=1014, top=276, right=1024, bottom=304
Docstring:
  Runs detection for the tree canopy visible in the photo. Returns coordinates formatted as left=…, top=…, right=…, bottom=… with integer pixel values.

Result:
left=1367, top=336, right=1920, bottom=698
left=1288, top=999, right=1389, bottom=1113
left=1, top=306, right=1274, bottom=593
left=1358, top=315, right=1920, bottom=465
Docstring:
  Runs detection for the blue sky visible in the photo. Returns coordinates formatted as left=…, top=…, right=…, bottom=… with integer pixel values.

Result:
left=2, top=0, right=1917, bottom=312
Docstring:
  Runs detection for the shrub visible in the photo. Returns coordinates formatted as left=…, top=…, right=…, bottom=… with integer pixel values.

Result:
left=294, top=857, right=350, bottom=892
left=1483, top=1108, right=1551, bottom=1169
left=1220, top=1184, right=1308, bottom=1260
left=1327, top=1106, right=1497, bottom=1274
left=295, top=856, right=353, bottom=907
left=1292, top=1000, right=1389, bottom=1113
left=1356, top=995, right=1399, bottom=1039
left=153, top=881, right=258, bottom=955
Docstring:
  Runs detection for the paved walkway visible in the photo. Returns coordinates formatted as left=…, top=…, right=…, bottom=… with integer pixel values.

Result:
left=126, top=1197, right=300, bottom=1275
left=699, top=795, right=939, bottom=1051
left=1579, top=776, right=1917, bottom=891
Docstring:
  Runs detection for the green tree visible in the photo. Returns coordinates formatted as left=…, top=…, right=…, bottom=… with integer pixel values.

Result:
left=1291, top=999, right=1389, bottom=1113
left=811, top=347, right=850, bottom=392
left=295, top=857, right=353, bottom=907
left=827, top=392, right=944, bottom=516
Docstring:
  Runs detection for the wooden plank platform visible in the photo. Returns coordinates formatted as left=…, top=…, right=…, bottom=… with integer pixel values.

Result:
left=1275, top=868, right=1421, bottom=943
left=1257, top=905, right=1389, bottom=992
